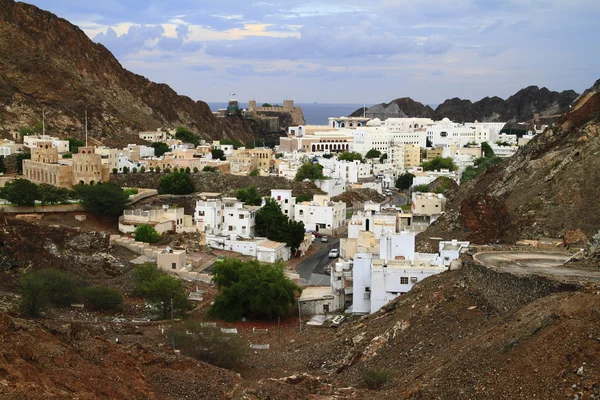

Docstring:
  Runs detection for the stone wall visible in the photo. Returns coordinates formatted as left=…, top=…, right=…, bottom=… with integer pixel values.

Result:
left=462, top=257, right=579, bottom=313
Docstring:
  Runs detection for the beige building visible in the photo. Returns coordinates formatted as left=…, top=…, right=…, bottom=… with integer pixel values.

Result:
left=411, top=192, right=447, bottom=223
left=157, top=248, right=187, bottom=272
left=22, top=142, right=109, bottom=188
left=118, top=207, right=197, bottom=235
left=139, top=130, right=168, bottom=142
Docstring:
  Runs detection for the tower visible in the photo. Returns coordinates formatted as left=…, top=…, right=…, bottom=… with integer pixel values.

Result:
left=248, top=100, right=257, bottom=112
left=283, top=99, right=294, bottom=112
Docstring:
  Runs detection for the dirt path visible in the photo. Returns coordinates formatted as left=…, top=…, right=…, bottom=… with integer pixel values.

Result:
left=473, top=251, right=600, bottom=280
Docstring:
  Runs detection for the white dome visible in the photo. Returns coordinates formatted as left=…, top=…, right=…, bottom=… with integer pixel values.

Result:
left=366, top=118, right=382, bottom=126
left=442, top=117, right=451, bottom=123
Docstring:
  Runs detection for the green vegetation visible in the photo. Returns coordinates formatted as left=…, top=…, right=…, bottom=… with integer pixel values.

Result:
left=421, top=156, right=457, bottom=171
left=134, top=224, right=161, bottom=243
left=0, top=179, right=39, bottom=206
left=175, top=322, right=247, bottom=369
left=0, top=155, right=5, bottom=173
left=462, top=155, right=503, bottom=182
left=19, top=273, right=49, bottom=317
left=219, top=138, right=244, bottom=148
left=294, top=162, right=325, bottom=182
left=151, top=142, right=170, bottom=157
left=396, top=173, right=415, bottom=190
left=430, top=176, right=454, bottom=194
left=235, top=185, right=262, bottom=206
left=295, top=194, right=311, bottom=203
left=496, top=141, right=511, bottom=147
left=159, top=172, right=195, bottom=195
left=133, top=263, right=191, bottom=319
left=365, top=149, right=381, bottom=159
left=275, top=153, right=283, bottom=159
left=62, top=152, right=72, bottom=159
left=202, top=166, right=218, bottom=172
left=256, top=198, right=306, bottom=252
left=412, top=184, right=430, bottom=192
left=82, top=286, right=124, bottom=311
left=19, top=269, right=79, bottom=316
left=15, top=152, right=31, bottom=174
left=481, top=141, right=495, bottom=158
left=175, top=127, right=201, bottom=147
left=338, top=151, right=364, bottom=162
left=209, top=258, right=301, bottom=321
left=67, top=138, right=85, bottom=153
left=321, top=153, right=334, bottom=159
left=248, top=168, right=260, bottom=177
left=122, top=166, right=129, bottom=173
left=74, top=182, right=130, bottom=217
left=379, top=153, right=388, bottom=163
left=261, top=103, right=272, bottom=107
left=211, top=148, right=226, bottom=161
left=37, top=184, right=71, bottom=205
left=361, top=369, right=392, bottom=390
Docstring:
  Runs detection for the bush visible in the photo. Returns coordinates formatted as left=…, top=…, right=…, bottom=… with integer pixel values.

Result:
left=159, top=172, right=195, bottom=195
left=235, top=185, right=262, bottom=206
left=122, top=166, right=129, bottom=173
left=338, top=151, right=363, bottom=162
left=248, top=168, right=259, bottom=177
left=83, top=286, right=124, bottom=311
left=321, top=153, right=333, bottom=159
left=365, top=149, right=381, bottom=159
left=211, top=148, right=226, bottom=161
left=175, top=323, right=247, bottom=369
left=124, top=188, right=139, bottom=196
left=396, top=173, right=415, bottom=190
left=294, top=162, right=325, bottom=182
left=135, top=224, right=161, bottom=243
left=361, top=369, right=391, bottom=390
left=155, top=167, right=161, bottom=173
left=421, top=157, right=456, bottom=171
left=112, top=168, right=118, bottom=174
left=19, top=269, right=80, bottom=315
left=193, top=167, right=199, bottom=173
left=163, top=168, right=171, bottom=174
left=412, top=184, right=430, bottom=193
left=151, top=142, right=170, bottom=157
left=19, top=273, right=49, bottom=317
left=203, top=166, right=217, bottom=172
left=62, top=152, right=72, bottom=159
left=185, top=167, right=191, bottom=174
left=132, top=167, right=138, bottom=173
left=0, top=178, right=38, bottom=206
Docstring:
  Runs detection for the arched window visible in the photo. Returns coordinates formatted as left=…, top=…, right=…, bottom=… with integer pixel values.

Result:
left=299, top=210, right=304, bottom=216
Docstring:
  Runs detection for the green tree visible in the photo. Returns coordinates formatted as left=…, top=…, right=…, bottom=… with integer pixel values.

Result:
left=396, top=173, right=415, bottom=190
left=0, top=179, right=38, bottom=206
left=193, top=167, right=199, bottom=173
left=248, top=168, right=260, bottom=176
left=365, top=149, right=381, bottom=159
left=62, top=152, right=72, bottom=159
left=140, top=166, right=146, bottom=173
left=481, top=141, right=495, bottom=158
left=15, top=152, right=31, bottom=174
left=159, top=172, right=195, bottom=195
left=184, top=167, right=191, bottom=174
left=151, top=142, right=170, bottom=157
left=285, top=219, right=306, bottom=253
left=67, top=138, right=85, bottom=153
left=73, top=182, right=129, bottom=217
left=235, top=185, right=262, bottom=206
left=412, top=184, right=430, bottom=192
left=163, top=167, right=171, bottom=173
left=33, top=269, right=79, bottom=307
left=211, top=148, right=226, bottom=161
left=338, top=151, right=363, bottom=162
left=255, top=198, right=305, bottom=252
left=261, top=103, right=272, bottom=107
left=421, top=157, right=457, bottom=171
left=209, top=259, right=301, bottom=321
left=175, top=127, right=200, bottom=147
left=82, top=286, right=124, bottom=311
left=122, top=166, right=129, bottom=174
left=135, top=224, right=161, bottom=243
left=155, top=166, right=161, bottom=173
left=0, top=155, right=5, bottom=173
left=38, top=184, right=70, bottom=205
left=203, top=166, right=217, bottom=172
left=219, top=138, right=244, bottom=148
left=133, top=263, right=190, bottom=319
left=132, top=167, right=138, bottom=173
left=321, top=153, right=333, bottom=159
left=19, top=127, right=34, bottom=137
left=379, top=153, right=388, bottom=163
left=294, top=162, right=325, bottom=182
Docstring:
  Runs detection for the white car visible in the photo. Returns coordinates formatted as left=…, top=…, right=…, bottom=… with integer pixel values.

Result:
left=328, top=249, right=339, bottom=258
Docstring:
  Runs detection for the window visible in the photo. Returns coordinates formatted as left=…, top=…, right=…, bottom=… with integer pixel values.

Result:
left=365, top=287, right=371, bottom=292
left=199, top=211, right=205, bottom=216
left=400, top=277, right=409, bottom=285
left=337, top=276, right=342, bottom=281
left=284, top=199, right=288, bottom=204
left=228, top=226, right=233, bottom=231
left=299, top=210, right=304, bottom=216
left=172, top=262, right=176, bottom=270
left=239, top=214, right=244, bottom=219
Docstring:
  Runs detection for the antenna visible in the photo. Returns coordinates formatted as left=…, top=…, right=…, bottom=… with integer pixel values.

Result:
left=85, top=109, right=88, bottom=147
left=42, top=108, right=45, bottom=136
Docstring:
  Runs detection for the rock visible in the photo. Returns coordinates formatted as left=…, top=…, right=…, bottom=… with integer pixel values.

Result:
left=352, top=333, right=365, bottom=345
left=576, top=366, right=584, bottom=376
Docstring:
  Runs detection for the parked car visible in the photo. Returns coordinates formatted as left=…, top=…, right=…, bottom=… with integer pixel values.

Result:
left=321, top=235, right=329, bottom=243
left=328, top=248, right=339, bottom=258
left=311, top=231, right=323, bottom=238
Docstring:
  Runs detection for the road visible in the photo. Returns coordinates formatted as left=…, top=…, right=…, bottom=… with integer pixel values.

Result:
left=473, top=251, right=600, bottom=281
left=296, top=237, right=340, bottom=281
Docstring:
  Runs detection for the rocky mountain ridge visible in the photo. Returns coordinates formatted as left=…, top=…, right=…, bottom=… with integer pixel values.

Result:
left=0, top=0, right=257, bottom=147
left=352, top=86, right=579, bottom=123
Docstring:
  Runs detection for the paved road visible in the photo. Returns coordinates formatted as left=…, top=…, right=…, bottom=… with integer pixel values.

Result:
left=296, top=238, right=340, bottom=280
left=473, top=251, right=600, bottom=281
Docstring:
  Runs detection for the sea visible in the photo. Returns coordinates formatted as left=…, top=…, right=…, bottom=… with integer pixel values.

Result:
left=207, top=102, right=371, bottom=126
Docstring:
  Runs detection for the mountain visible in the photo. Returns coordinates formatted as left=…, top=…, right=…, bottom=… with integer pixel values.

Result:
left=0, top=0, right=256, bottom=147
left=352, top=86, right=580, bottom=123
left=416, top=79, right=600, bottom=251
left=349, top=97, right=436, bottom=119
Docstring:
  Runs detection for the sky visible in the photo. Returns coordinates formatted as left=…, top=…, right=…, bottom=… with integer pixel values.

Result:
left=22, top=0, right=600, bottom=104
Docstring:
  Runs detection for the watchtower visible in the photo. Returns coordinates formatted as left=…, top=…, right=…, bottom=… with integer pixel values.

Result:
left=283, top=99, right=294, bottom=112
left=32, top=141, right=58, bottom=164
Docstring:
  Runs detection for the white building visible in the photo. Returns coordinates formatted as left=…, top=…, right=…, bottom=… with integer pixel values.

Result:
left=206, top=235, right=290, bottom=263
left=194, top=196, right=259, bottom=239
left=268, top=189, right=296, bottom=218
left=294, top=195, right=347, bottom=235
left=427, top=118, right=490, bottom=148
left=118, top=207, right=197, bottom=235
left=23, top=135, right=69, bottom=153
left=319, top=158, right=372, bottom=184
left=0, top=140, right=22, bottom=156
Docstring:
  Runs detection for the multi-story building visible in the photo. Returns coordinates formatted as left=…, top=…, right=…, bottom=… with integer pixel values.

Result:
left=294, top=195, right=346, bottom=235
left=22, top=143, right=110, bottom=188
left=411, top=192, right=447, bottom=224
left=268, top=189, right=296, bottom=218
left=0, top=140, right=23, bottom=156
left=139, top=130, right=168, bottom=142
left=427, top=118, right=491, bottom=147
left=118, top=207, right=197, bottom=235
left=194, top=195, right=259, bottom=238
left=23, top=135, right=69, bottom=153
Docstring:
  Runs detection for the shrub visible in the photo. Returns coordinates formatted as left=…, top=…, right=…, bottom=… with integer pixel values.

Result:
left=159, top=172, right=194, bottom=195
left=83, top=286, right=124, bottom=311
left=211, top=148, right=226, bottom=161
left=149, top=167, right=155, bottom=172
left=132, top=167, right=138, bottom=173
left=365, top=149, right=381, bottom=159
left=361, top=369, right=391, bottom=390
left=19, top=273, right=49, bottom=317
left=0, top=178, right=38, bottom=206
left=112, top=168, right=118, bottom=174
left=151, top=142, right=170, bottom=157
left=421, top=157, right=456, bottom=172
left=19, top=269, right=79, bottom=315
left=175, top=323, right=247, bottom=369
left=193, top=167, right=199, bottom=173
left=185, top=167, right=191, bottom=174
left=294, top=162, right=325, bottom=182
left=412, top=184, right=430, bottom=193
left=164, top=168, right=171, bottom=174
left=132, top=263, right=190, bottom=319
left=203, top=166, right=217, bottom=172
left=73, top=182, right=129, bottom=217
left=124, top=188, right=139, bottom=196
left=235, top=185, right=262, bottom=206
left=62, top=152, right=72, bottom=159
left=135, top=224, right=161, bottom=243
left=155, top=167, right=161, bottom=173
left=122, top=166, right=129, bottom=173
left=140, top=166, right=146, bottom=173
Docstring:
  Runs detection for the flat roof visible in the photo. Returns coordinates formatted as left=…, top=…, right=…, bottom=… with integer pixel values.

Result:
left=197, top=192, right=222, bottom=197
left=258, top=240, right=286, bottom=249
left=299, top=286, right=334, bottom=301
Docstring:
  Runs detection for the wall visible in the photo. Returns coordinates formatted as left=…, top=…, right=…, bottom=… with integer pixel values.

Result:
left=0, top=203, right=85, bottom=213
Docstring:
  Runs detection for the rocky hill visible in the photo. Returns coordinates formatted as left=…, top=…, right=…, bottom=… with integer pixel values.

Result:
left=0, top=0, right=256, bottom=147
left=416, top=79, right=600, bottom=250
left=352, top=86, right=579, bottom=123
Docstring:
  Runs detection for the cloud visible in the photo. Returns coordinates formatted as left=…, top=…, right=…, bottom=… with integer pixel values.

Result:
left=430, top=70, right=444, bottom=76
left=190, top=65, right=214, bottom=71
